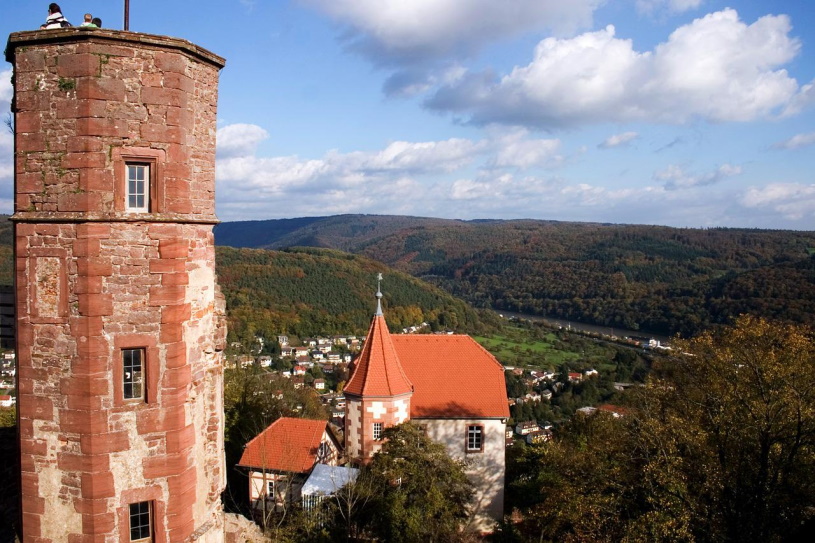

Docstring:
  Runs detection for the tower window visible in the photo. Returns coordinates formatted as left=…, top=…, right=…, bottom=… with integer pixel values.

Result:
left=123, top=348, right=145, bottom=401
left=373, top=422, right=383, bottom=440
left=126, top=163, right=150, bottom=212
left=129, top=501, right=152, bottom=542
left=466, top=425, right=484, bottom=452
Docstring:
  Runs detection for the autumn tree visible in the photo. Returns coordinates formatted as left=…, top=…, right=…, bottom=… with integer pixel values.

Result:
left=505, top=316, right=815, bottom=543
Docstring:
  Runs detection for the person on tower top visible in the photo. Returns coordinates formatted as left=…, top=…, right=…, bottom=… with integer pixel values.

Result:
left=41, top=3, right=71, bottom=29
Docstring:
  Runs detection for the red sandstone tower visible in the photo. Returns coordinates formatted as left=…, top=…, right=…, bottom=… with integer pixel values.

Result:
left=6, top=28, right=227, bottom=542
left=344, top=280, right=413, bottom=461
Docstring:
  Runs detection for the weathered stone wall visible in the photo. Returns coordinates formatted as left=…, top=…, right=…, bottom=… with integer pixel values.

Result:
left=7, top=29, right=226, bottom=543
left=418, top=417, right=506, bottom=533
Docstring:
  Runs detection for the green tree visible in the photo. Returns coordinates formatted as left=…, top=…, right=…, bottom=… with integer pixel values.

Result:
left=356, top=422, right=474, bottom=543
left=0, top=406, right=15, bottom=428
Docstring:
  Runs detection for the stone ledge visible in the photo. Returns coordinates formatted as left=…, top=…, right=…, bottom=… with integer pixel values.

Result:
left=11, top=211, right=219, bottom=225
left=5, top=28, right=225, bottom=69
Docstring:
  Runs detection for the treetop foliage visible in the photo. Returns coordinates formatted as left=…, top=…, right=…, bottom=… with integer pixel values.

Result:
left=505, top=316, right=815, bottom=543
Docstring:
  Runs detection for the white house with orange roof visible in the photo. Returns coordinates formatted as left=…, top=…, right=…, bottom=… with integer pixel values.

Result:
left=344, top=280, right=509, bottom=533
left=237, top=417, right=342, bottom=511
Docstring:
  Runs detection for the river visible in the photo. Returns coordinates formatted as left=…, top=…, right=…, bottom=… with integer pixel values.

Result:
left=495, top=310, right=671, bottom=344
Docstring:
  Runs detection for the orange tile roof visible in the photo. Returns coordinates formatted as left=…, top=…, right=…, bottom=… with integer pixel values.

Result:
left=344, top=315, right=413, bottom=397
left=391, top=335, right=510, bottom=419
left=237, top=417, right=328, bottom=474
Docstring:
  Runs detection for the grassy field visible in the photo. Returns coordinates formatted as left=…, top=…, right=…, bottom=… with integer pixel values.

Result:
left=474, top=323, right=631, bottom=373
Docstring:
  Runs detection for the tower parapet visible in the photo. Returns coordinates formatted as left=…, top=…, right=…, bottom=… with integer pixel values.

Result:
left=6, top=28, right=226, bottom=542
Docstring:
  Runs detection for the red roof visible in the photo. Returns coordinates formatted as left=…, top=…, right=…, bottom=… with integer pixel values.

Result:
left=392, top=335, right=509, bottom=419
left=237, top=417, right=328, bottom=474
left=344, top=315, right=413, bottom=397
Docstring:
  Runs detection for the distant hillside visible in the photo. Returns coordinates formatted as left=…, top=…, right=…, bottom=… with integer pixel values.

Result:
left=214, top=215, right=815, bottom=336
left=214, top=214, right=477, bottom=251
left=215, top=246, right=491, bottom=343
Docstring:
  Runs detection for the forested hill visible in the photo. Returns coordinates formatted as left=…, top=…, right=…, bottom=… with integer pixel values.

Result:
left=215, top=215, right=815, bottom=337
left=216, top=246, right=490, bottom=343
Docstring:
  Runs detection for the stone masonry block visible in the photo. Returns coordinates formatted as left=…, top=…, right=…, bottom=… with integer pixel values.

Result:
left=62, top=152, right=106, bottom=170
left=142, top=453, right=189, bottom=480
left=76, top=77, right=126, bottom=101
left=57, top=99, right=108, bottom=120
left=78, top=295, right=114, bottom=317
left=18, top=394, right=54, bottom=421
left=77, top=117, right=129, bottom=138
left=155, top=52, right=189, bottom=74
left=59, top=408, right=110, bottom=434
left=80, top=470, right=116, bottom=499
left=149, top=260, right=186, bottom=274
left=158, top=239, right=189, bottom=259
left=57, top=53, right=100, bottom=78
left=79, top=431, right=130, bottom=455
left=58, top=453, right=110, bottom=474
left=149, top=285, right=186, bottom=306
left=76, top=258, right=113, bottom=277
left=15, top=111, right=42, bottom=134
left=141, top=87, right=188, bottom=109
left=161, top=304, right=191, bottom=324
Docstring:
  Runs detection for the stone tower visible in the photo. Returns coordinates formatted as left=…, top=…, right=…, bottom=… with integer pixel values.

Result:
left=344, top=284, right=413, bottom=461
left=6, top=28, right=227, bottom=542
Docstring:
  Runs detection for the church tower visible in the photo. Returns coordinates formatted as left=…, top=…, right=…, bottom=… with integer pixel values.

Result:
left=6, top=27, right=226, bottom=542
left=344, top=279, right=413, bottom=461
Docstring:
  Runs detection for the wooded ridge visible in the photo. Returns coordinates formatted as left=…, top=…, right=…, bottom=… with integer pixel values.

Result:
left=215, top=215, right=815, bottom=337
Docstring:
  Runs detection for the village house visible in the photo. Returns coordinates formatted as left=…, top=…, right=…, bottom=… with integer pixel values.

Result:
left=344, top=287, right=509, bottom=533
left=238, top=418, right=342, bottom=512
left=515, top=420, right=540, bottom=435
left=281, top=346, right=296, bottom=358
left=525, top=428, right=553, bottom=444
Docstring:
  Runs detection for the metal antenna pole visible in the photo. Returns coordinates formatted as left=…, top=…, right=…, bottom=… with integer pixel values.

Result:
left=124, top=0, right=130, bottom=30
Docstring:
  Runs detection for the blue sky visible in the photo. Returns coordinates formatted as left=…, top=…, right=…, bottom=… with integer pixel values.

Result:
left=2, top=0, right=814, bottom=228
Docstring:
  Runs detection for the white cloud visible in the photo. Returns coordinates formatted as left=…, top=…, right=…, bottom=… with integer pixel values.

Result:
left=216, top=123, right=269, bottom=158
left=599, top=131, right=639, bottom=149
left=426, top=9, right=806, bottom=128
left=741, top=183, right=815, bottom=220
left=215, top=125, right=576, bottom=220
left=302, top=0, right=603, bottom=64
left=655, top=163, right=742, bottom=191
left=772, top=132, right=815, bottom=150
left=636, top=0, right=703, bottom=16
left=490, top=130, right=562, bottom=169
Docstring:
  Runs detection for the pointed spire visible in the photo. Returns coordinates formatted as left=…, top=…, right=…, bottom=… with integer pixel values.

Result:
left=344, top=275, right=413, bottom=397
left=375, top=272, right=383, bottom=316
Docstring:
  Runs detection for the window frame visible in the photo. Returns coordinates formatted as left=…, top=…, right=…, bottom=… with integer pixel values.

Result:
left=129, top=500, right=153, bottom=542
left=466, top=424, right=484, bottom=453
left=126, top=162, right=151, bottom=213
left=122, top=347, right=146, bottom=402
left=113, top=147, right=165, bottom=214
left=113, top=336, right=158, bottom=408
left=373, top=422, right=383, bottom=441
